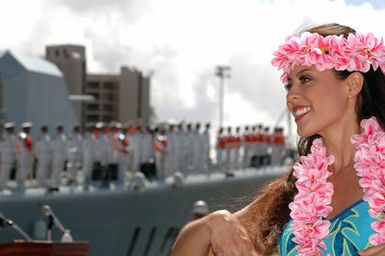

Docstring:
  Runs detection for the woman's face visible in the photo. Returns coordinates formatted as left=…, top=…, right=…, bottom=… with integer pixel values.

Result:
left=286, top=65, right=350, bottom=137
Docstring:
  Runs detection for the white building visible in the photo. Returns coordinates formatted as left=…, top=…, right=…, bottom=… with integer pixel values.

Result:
left=0, top=51, right=78, bottom=136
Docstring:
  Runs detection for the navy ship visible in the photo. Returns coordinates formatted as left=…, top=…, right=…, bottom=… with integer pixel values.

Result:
left=0, top=49, right=294, bottom=256
left=0, top=166, right=288, bottom=256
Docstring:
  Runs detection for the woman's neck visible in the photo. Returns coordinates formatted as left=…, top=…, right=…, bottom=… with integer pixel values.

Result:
left=320, top=121, right=360, bottom=175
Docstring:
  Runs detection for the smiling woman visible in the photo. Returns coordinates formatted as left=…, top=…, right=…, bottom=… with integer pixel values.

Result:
left=286, top=66, right=354, bottom=137
left=171, top=23, right=385, bottom=256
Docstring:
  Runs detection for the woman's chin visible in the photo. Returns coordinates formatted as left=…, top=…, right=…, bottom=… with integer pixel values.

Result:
left=296, top=127, right=315, bottom=138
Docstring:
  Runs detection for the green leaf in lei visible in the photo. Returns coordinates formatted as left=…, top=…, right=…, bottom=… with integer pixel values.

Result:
left=329, top=208, right=362, bottom=255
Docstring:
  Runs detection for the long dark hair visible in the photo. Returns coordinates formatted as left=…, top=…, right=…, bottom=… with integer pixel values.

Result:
left=242, top=23, right=385, bottom=255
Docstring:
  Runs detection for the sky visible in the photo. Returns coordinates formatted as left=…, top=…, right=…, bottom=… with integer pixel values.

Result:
left=0, top=0, right=384, bottom=140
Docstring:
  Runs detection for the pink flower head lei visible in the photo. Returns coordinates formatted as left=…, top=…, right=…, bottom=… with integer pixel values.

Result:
left=271, top=32, right=385, bottom=84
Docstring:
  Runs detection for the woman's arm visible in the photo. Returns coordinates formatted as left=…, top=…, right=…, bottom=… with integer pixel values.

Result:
left=172, top=208, right=259, bottom=256
left=171, top=217, right=211, bottom=256
left=359, top=244, right=385, bottom=255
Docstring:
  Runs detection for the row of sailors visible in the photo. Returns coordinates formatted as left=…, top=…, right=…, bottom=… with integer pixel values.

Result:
left=0, top=121, right=212, bottom=191
left=157, top=123, right=286, bottom=176
left=0, top=121, right=286, bottom=191
left=216, top=125, right=286, bottom=171
left=155, top=122, right=211, bottom=178
left=2, top=122, right=76, bottom=190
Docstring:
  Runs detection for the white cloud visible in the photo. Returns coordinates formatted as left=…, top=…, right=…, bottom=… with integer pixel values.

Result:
left=0, top=0, right=385, bottom=139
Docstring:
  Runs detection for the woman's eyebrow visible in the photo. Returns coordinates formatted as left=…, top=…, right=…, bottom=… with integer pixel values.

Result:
left=288, top=68, right=312, bottom=82
left=295, top=68, right=312, bottom=78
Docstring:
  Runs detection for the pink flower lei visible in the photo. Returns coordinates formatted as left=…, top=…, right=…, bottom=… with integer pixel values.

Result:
left=290, top=138, right=334, bottom=255
left=271, top=32, right=385, bottom=84
left=290, top=117, right=385, bottom=255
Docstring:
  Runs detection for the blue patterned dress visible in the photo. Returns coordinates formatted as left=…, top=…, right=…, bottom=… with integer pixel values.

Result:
left=278, top=199, right=376, bottom=255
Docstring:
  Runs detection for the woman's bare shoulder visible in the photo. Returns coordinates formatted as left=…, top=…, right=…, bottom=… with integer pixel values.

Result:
left=233, top=204, right=252, bottom=226
left=234, top=205, right=249, bottom=217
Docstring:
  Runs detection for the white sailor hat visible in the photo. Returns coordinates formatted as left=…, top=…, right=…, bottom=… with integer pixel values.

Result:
left=192, top=200, right=209, bottom=216
left=21, top=122, right=33, bottom=128
left=95, top=122, right=105, bottom=129
left=4, top=122, right=15, bottom=129
left=109, top=121, right=119, bottom=129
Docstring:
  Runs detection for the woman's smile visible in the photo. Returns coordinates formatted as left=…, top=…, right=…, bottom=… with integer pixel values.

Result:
left=292, top=106, right=312, bottom=123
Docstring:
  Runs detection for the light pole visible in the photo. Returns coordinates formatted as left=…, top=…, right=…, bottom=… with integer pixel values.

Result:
left=215, top=66, right=231, bottom=128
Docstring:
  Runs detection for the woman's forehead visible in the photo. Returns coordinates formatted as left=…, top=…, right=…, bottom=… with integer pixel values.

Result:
left=288, top=65, right=338, bottom=83
left=291, top=65, right=316, bottom=74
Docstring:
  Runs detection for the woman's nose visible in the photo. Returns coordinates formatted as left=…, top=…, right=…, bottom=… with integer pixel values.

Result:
left=286, top=88, right=299, bottom=103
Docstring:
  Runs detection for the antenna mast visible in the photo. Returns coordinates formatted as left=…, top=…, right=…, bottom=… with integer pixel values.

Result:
left=215, top=65, right=231, bottom=128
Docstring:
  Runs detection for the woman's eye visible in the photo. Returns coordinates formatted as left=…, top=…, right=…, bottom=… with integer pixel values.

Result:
left=284, top=83, right=292, bottom=91
left=300, top=76, right=311, bottom=83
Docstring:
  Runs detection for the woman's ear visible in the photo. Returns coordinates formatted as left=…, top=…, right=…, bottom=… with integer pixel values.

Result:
left=346, top=72, right=364, bottom=98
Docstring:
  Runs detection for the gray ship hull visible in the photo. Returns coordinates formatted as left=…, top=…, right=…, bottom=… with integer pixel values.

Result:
left=0, top=167, right=287, bottom=256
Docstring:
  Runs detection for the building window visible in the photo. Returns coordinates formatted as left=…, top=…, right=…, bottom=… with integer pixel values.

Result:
left=102, top=115, right=112, bottom=122
left=89, top=93, right=99, bottom=100
left=105, top=93, right=115, bottom=101
left=103, top=104, right=114, bottom=111
left=87, top=82, right=99, bottom=89
left=87, top=115, right=98, bottom=122
left=104, top=82, right=115, bottom=89
left=87, top=104, right=99, bottom=111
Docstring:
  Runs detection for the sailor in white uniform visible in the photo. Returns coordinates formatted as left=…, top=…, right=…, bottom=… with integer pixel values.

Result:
left=174, top=123, right=184, bottom=173
left=17, top=122, right=33, bottom=190
left=164, top=124, right=176, bottom=175
left=132, top=124, right=143, bottom=173
left=107, top=121, right=128, bottom=184
left=67, top=124, right=83, bottom=183
left=262, top=126, right=271, bottom=166
left=141, top=125, right=154, bottom=167
left=95, top=122, right=109, bottom=165
left=154, top=126, right=168, bottom=180
left=34, top=124, right=51, bottom=187
left=0, top=122, right=18, bottom=191
left=50, top=124, right=68, bottom=189
left=136, top=124, right=154, bottom=173
left=183, top=123, right=194, bottom=173
left=232, top=126, right=242, bottom=170
left=82, top=123, right=96, bottom=184
left=241, top=126, right=253, bottom=169
left=224, top=126, right=233, bottom=172
left=124, top=123, right=136, bottom=173
left=190, top=123, right=202, bottom=172
left=215, top=127, right=225, bottom=171
left=94, top=122, right=111, bottom=186
left=202, top=123, right=211, bottom=173
left=116, top=123, right=129, bottom=183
